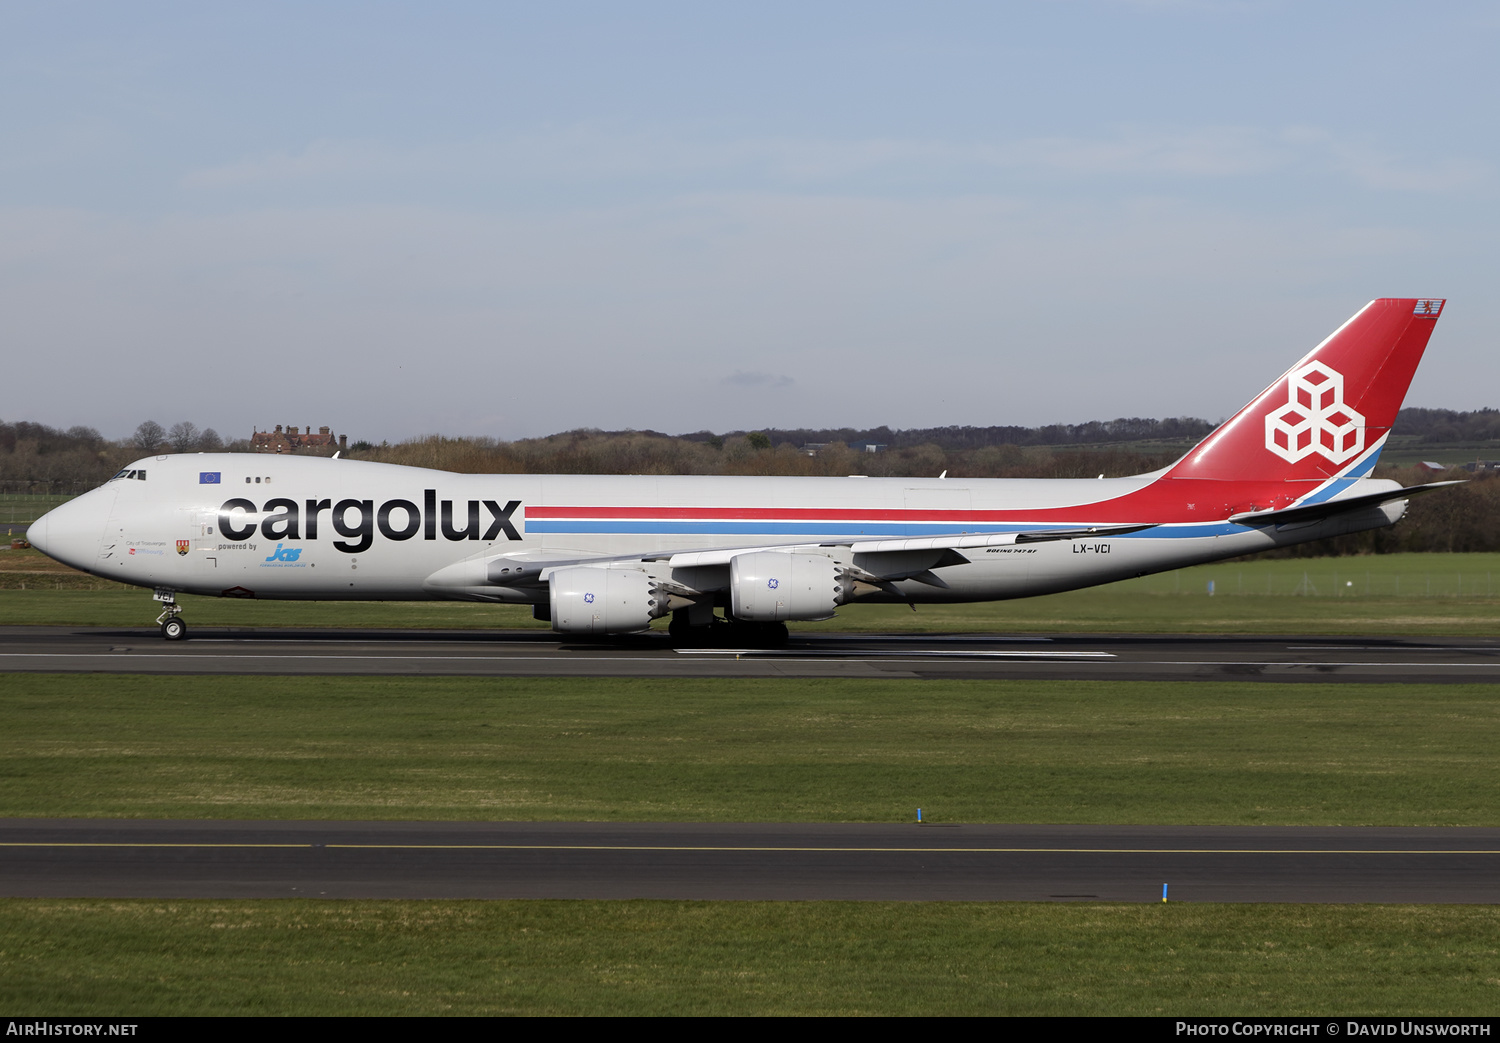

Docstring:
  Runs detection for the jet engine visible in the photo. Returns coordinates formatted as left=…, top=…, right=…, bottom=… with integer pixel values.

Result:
left=549, top=566, right=670, bottom=634
left=729, top=551, right=847, bottom=622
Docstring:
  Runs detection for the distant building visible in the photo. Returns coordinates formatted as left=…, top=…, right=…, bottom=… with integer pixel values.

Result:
left=251, top=425, right=348, bottom=454
left=1463, top=461, right=1500, bottom=473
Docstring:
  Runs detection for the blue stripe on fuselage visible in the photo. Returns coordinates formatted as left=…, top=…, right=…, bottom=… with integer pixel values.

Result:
left=527, top=520, right=1025, bottom=536
left=524, top=520, right=1244, bottom=539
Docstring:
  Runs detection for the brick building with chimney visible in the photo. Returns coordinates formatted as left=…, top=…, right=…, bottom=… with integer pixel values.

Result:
left=250, top=425, right=348, bottom=454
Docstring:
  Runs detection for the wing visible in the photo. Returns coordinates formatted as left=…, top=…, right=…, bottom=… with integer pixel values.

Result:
left=422, top=522, right=1159, bottom=598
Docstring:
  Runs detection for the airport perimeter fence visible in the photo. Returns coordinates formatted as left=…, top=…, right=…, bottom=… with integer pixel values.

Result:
left=1122, top=567, right=1499, bottom=598
left=0, top=492, right=85, bottom=536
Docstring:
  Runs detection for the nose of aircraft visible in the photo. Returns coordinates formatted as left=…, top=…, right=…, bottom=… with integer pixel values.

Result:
left=27, top=492, right=107, bottom=571
left=25, top=513, right=47, bottom=554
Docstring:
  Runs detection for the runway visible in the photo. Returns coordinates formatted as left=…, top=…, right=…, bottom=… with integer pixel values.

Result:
left=2, top=626, right=1500, bottom=681
left=3, top=820, right=1497, bottom=902
left=6, top=628, right=1497, bottom=903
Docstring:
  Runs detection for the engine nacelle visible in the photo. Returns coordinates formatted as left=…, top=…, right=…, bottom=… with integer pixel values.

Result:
left=730, top=551, right=845, bottom=622
left=549, top=567, right=669, bottom=634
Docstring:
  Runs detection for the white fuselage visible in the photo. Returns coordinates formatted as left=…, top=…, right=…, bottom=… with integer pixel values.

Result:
left=30, top=453, right=1401, bottom=607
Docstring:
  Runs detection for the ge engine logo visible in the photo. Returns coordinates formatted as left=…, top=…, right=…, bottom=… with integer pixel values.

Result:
left=1264, top=361, right=1365, bottom=465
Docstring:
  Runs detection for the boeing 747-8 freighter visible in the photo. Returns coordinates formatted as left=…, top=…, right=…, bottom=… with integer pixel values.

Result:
left=27, top=298, right=1455, bottom=642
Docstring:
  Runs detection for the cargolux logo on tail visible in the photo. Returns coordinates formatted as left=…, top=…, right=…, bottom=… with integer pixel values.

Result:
left=1264, top=361, right=1366, bottom=465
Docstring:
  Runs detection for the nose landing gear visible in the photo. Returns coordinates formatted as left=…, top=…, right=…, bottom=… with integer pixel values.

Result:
left=154, top=589, right=187, bottom=641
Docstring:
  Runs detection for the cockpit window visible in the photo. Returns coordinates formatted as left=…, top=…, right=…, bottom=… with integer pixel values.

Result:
left=111, top=469, right=131, bottom=481
left=109, top=469, right=148, bottom=481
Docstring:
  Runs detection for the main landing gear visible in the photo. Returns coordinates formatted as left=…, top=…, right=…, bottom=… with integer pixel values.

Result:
left=154, top=590, right=187, bottom=641
left=668, top=607, right=788, bottom=648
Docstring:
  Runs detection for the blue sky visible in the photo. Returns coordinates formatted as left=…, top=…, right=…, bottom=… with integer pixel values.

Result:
left=3, top=2, right=1496, bottom=441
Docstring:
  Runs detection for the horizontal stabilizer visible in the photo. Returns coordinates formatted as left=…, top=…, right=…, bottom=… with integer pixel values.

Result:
left=1228, top=481, right=1462, bottom=528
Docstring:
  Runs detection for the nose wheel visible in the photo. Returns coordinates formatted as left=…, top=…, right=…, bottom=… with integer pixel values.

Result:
left=154, top=590, right=187, bottom=641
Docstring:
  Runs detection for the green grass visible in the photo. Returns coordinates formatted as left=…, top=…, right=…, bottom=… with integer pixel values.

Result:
left=3, top=900, right=1497, bottom=1015
left=816, top=552, right=1500, bottom=635
left=0, top=587, right=551, bottom=628
left=1378, top=436, right=1500, bottom=469
left=3, top=552, right=1496, bottom=1016
left=3, top=668, right=1494, bottom=1017
left=4, top=550, right=1500, bottom=633
left=4, top=675, right=1498, bottom=825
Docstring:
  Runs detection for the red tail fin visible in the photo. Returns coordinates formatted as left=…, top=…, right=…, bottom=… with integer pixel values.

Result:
left=1166, top=298, right=1445, bottom=483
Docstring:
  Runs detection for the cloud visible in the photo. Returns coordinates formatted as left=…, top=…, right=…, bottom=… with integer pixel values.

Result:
left=1326, top=143, right=1489, bottom=193
left=177, top=123, right=1489, bottom=207
left=723, top=371, right=795, bottom=389
left=1102, top=0, right=1276, bottom=11
left=180, top=139, right=417, bottom=189
left=7, top=183, right=1477, bottom=447
left=999, top=127, right=1287, bottom=177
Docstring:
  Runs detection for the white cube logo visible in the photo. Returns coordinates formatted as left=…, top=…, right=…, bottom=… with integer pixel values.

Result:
left=1264, top=362, right=1365, bottom=464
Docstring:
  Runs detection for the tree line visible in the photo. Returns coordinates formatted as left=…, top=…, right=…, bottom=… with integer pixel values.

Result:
left=350, top=432, right=1500, bottom=555
left=3, top=414, right=1498, bottom=556
left=0, top=419, right=244, bottom=494
left=678, top=416, right=1220, bottom=451
left=672, top=407, right=1500, bottom=452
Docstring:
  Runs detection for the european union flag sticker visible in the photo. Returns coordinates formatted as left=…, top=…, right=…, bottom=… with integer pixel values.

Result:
left=199, top=472, right=221, bottom=484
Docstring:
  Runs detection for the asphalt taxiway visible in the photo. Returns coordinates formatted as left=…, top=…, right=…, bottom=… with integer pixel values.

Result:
left=5, top=820, right=1499, bottom=902
left=2, top=626, right=1499, bottom=682
left=6, top=627, right=1497, bottom=903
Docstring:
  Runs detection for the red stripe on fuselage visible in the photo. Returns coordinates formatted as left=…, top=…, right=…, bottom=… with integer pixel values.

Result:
left=527, top=479, right=1312, bottom=526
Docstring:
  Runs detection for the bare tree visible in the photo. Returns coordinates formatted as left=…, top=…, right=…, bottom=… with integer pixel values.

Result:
left=198, top=428, right=224, bottom=452
left=65, top=426, right=102, bottom=444
left=132, top=420, right=166, bottom=453
left=168, top=421, right=200, bottom=454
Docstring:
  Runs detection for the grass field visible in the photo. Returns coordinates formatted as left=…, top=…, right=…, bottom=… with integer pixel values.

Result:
left=4, top=670, right=1497, bottom=1016
left=5, top=551, right=1498, bottom=1016
left=4, top=549, right=1500, bottom=634
left=4, top=900, right=1497, bottom=1016
left=4, top=674, right=1496, bottom=824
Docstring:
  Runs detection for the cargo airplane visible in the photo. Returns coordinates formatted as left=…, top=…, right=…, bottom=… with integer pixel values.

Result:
left=28, top=297, right=1456, bottom=643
